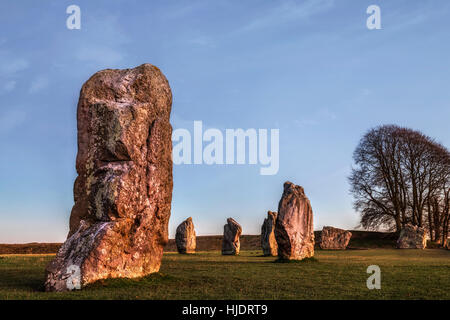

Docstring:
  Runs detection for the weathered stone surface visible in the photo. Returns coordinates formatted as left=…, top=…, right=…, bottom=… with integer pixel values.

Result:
left=320, top=226, right=352, bottom=250
left=45, top=64, right=173, bottom=291
left=275, top=182, right=314, bottom=260
left=222, top=218, right=242, bottom=255
left=261, top=211, right=278, bottom=256
left=175, top=217, right=196, bottom=254
left=396, top=225, right=427, bottom=249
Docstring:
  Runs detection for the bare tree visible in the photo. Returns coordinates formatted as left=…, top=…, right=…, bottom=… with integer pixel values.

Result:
left=349, top=125, right=408, bottom=232
left=349, top=125, right=450, bottom=245
left=427, top=162, right=450, bottom=245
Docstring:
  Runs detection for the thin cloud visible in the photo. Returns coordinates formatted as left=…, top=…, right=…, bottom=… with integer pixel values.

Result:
left=29, top=76, right=49, bottom=94
left=238, top=0, right=335, bottom=33
left=295, top=119, right=319, bottom=127
left=383, top=2, right=442, bottom=33
left=72, top=15, right=129, bottom=66
left=0, top=50, right=28, bottom=96
left=0, top=51, right=29, bottom=76
left=76, top=45, right=123, bottom=65
left=160, top=1, right=205, bottom=20
left=294, top=108, right=337, bottom=127
left=188, top=36, right=216, bottom=48
left=0, top=109, right=27, bottom=133
left=0, top=80, right=16, bottom=94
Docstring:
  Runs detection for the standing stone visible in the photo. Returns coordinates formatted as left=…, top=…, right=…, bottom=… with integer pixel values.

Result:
left=222, top=218, right=242, bottom=255
left=261, top=211, right=278, bottom=256
left=396, top=225, right=427, bottom=249
left=275, top=182, right=314, bottom=260
left=320, top=226, right=352, bottom=250
left=175, top=217, right=196, bottom=254
left=45, top=64, right=173, bottom=291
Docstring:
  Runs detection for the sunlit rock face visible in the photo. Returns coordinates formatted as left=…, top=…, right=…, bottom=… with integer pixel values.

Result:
left=45, top=64, right=173, bottom=292
left=222, top=218, right=242, bottom=255
left=320, top=226, right=352, bottom=250
left=396, top=225, right=427, bottom=249
left=275, top=182, right=314, bottom=260
left=261, top=211, right=278, bottom=256
left=176, top=217, right=196, bottom=254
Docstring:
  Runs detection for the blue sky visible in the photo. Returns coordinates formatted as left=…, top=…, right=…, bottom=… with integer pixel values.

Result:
left=1, top=0, right=450, bottom=243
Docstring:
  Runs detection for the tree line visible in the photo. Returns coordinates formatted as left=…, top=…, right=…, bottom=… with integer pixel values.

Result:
left=349, top=125, right=450, bottom=247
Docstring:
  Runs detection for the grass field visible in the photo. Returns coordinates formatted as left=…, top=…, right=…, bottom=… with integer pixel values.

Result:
left=0, top=249, right=449, bottom=300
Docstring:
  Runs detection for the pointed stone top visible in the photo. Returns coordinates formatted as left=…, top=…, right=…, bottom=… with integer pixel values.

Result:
left=267, top=211, right=277, bottom=219
left=226, top=218, right=242, bottom=231
left=283, top=181, right=305, bottom=195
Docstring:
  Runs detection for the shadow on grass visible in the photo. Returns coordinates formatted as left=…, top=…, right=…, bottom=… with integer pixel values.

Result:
left=0, top=271, right=47, bottom=292
left=273, top=257, right=318, bottom=264
left=166, top=252, right=199, bottom=255
left=84, top=272, right=179, bottom=290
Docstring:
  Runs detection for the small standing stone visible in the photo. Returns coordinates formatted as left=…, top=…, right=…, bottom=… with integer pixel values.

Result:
left=175, top=217, right=196, bottom=254
left=275, top=182, right=315, bottom=260
left=320, top=226, right=352, bottom=250
left=222, top=218, right=242, bottom=255
left=261, top=211, right=278, bottom=256
left=396, top=225, right=427, bottom=249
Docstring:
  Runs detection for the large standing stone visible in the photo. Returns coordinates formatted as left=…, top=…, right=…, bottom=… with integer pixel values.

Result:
left=261, top=211, right=278, bottom=256
left=222, top=218, right=242, bottom=255
left=45, top=64, right=173, bottom=291
left=175, top=217, right=196, bottom=254
left=275, top=182, right=314, bottom=260
left=396, top=225, right=427, bottom=249
left=320, top=226, right=352, bottom=250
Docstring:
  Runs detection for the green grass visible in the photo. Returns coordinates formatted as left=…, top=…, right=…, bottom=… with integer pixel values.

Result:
left=0, top=249, right=449, bottom=300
